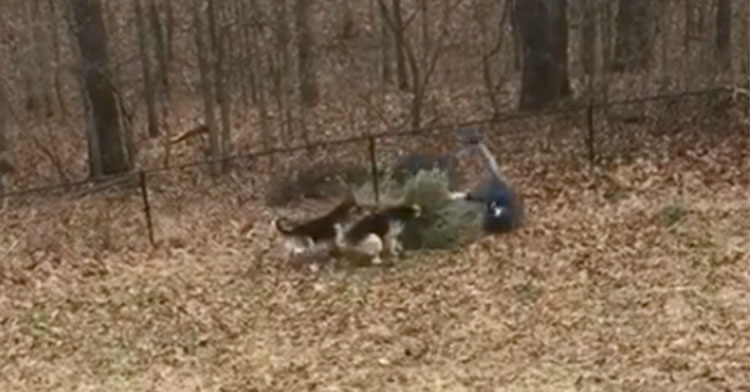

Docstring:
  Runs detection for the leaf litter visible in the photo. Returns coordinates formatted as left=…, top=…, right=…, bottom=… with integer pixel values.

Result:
left=0, top=126, right=748, bottom=391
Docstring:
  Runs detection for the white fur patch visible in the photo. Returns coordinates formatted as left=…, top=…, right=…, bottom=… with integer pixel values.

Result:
left=356, top=234, right=384, bottom=263
left=273, top=218, right=331, bottom=257
left=283, top=236, right=314, bottom=255
left=449, top=191, right=469, bottom=200
left=489, top=205, right=506, bottom=218
left=384, top=221, right=406, bottom=257
left=334, top=223, right=385, bottom=265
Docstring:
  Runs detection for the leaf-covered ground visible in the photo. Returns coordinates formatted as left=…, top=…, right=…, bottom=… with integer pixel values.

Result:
left=0, top=126, right=748, bottom=391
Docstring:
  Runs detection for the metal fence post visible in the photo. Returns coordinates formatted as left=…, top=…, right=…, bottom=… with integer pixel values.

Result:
left=139, top=171, right=156, bottom=247
left=586, top=103, right=596, bottom=166
left=367, top=136, right=380, bottom=204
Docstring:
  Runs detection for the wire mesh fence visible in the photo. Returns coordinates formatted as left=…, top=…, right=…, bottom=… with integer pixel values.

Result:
left=0, top=86, right=747, bottom=257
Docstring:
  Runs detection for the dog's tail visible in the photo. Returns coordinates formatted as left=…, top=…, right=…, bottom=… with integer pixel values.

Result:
left=272, top=217, right=296, bottom=235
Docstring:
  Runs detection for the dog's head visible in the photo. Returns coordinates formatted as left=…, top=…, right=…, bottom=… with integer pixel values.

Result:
left=390, top=204, right=421, bottom=220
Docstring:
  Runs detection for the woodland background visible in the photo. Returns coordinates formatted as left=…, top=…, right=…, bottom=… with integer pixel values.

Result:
left=0, top=0, right=749, bottom=391
left=0, top=0, right=746, bottom=187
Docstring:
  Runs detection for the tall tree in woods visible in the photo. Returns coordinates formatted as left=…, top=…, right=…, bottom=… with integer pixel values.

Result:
left=273, top=0, right=294, bottom=143
left=0, top=80, right=13, bottom=200
left=379, top=0, right=393, bottom=83
left=47, top=0, right=70, bottom=117
left=192, top=0, right=220, bottom=173
left=208, top=0, right=232, bottom=163
left=580, top=0, right=596, bottom=74
left=612, top=0, right=651, bottom=72
left=514, top=0, right=571, bottom=111
left=378, top=0, right=409, bottom=90
left=509, top=0, right=526, bottom=72
left=295, top=0, right=319, bottom=107
left=133, top=0, right=159, bottom=137
left=70, top=0, right=132, bottom=177
left=715, top=0, right=731, bottom=70
left=23, top=0, right=54, bottom=115
left=391, top=0, right=409, bottom=91
left=148, top=0, right=172, bottom=97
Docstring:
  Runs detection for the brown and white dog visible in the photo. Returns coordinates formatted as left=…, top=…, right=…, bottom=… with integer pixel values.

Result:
left=272, top=193, right=363, bottom=256
left=334, top=204, right=421, bottom=265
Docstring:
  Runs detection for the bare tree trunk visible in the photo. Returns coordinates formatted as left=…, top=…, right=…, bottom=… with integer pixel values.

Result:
left=48, top=0, right=69, bottom=118
left=746, top=0, right=750, bottom=74
left=0, top=82, right=9, bottom=159
left=148, top=0, right=173, bottom=167
left=242, top=1, right=271, bottom=152
left=70, top=0, right=132, bottom=177
left=716, top=0, right=731, bottom=70
left=77, top=74, right=101, bottom=178
left=600, top=0, right=613, bottom=73
left=554, top=0, right=571, bottom=98
left=258, top=68, right=272, bottom=153
left=420, top=0, right=429, bottom=56
left=510, top=0, right=522, bottom=72
left=134, top=0, right=159, bottom=137
left=148, top=0, right=170, bottom=98
left=294, top=0, right=319, bottom=107
left=479, top=0, right=512, bottom=117
left=515, top=0, right=571, bottom=111
left=684, top=0, right=693, bottom=60
left=192, top=0, right=220, bottom=173
left=24, top=0, right=53, bottom=116
left=743, top=0, right=749, bottom=74
left=243, top=0, right=255, bottom=105
left=234, top=0, right=250, bottom=107
left=248, top=0, right=263, bottom=104
left=391, top=0, right=409, bottom=90
left=274, top=0, right=293, bottom=143
left=612, top=0, right=651, bottom=72
left=165, top=0, right=175, bottom=64
left=0, top=81, right=13, bottom=208
left=380, top=1, right=393, bottom=83
left=208, top=0, right=232, bottom=165
left=339, top=0, right=355, bottom=39
left=581, top=0, right=595, bottom=74
left=104, top=2, right=122, bottom=87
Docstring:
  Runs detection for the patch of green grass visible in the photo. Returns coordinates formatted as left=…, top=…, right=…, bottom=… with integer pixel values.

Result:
left=660, top=201, right=688, bottom=227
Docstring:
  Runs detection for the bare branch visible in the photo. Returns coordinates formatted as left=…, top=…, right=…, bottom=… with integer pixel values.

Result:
left=30, top=132, right=70, bottom=185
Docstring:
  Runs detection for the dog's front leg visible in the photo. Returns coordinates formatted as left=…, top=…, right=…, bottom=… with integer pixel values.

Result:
left=385, top=235, right=403, bottom=257
left=394, top=239, right=404, bottom=254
